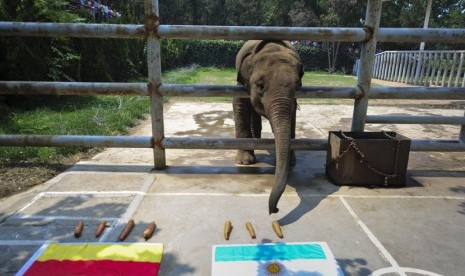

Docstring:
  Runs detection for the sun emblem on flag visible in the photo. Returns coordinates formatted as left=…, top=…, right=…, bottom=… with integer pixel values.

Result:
left=263, top=261, right=285, bottom=275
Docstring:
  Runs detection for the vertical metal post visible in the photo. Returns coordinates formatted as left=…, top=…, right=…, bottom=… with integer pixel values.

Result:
left=146, top=0, right=166, bottom=169
left=373, top=55, right=379, bottom=78
left=397, top=52, right=405, bottom=82
left=462, top=66, right=465, bottom=87
left=447, top=52, right=457, bottom=87
left=442, top=53, right=450, bottom=87
left=454, top=52, right=464, bottom=87
left=351, top=0, right=382, bottom=131
left=394, top=52, right=401, bottom=82
left=406, top=53, right=413, bottom=84
left=414, top=51, right=423, bottom=85
left=435, top=52, right=444, bottom=86
left=424, top=52, right=433, bottom=86
left=386, top=52, right=394, bottom=81
left=380, top=53, right=386, bottom=80
left=460, top=111, right=465, bottom=143
left=430, top=52, right=438, bottom=86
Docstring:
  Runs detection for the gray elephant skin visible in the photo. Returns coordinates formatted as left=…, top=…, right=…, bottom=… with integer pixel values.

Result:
left=234, top=40, right=304, bottom=214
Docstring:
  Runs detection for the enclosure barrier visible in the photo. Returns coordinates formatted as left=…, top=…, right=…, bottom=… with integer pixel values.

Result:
left=1, top=0, right=465, bottom=170
left=372, top=50, right=465, bottom=87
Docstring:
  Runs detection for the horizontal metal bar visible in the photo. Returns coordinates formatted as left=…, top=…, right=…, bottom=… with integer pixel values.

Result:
left=0, top=22, right=146, bottom=39
left=0, top=81, right=148, bottom=96
left=2, top=82, right=464, bottom=100
left=377, top=28, right=465, bottom=43
left=160, top=84, right=358, bottom=99
left=0, top=22, right=367, bottom=41
left=366, top=115, right=465, bottom=125
left=369, top=86, right=465, bottom=100
left=159, top=84, right=245, bottom=97
left=0, top=135, right=326, bottom=150
left=158, top=25, right=368, bottom=41
left=0, top=135, right=152, bottom=148
left=162, top=137, right=327, bottom=150
left=298, top=86, right=359, bottom=98
left=1, top=135, right=464, bottom=152
left=1, top=22, right=464, bottom=44
left=378, top=50, right=465, bottom=54
left=411, top=139, right=465, bottom=151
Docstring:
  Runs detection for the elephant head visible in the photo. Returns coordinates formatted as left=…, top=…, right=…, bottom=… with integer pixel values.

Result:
left=236, top=40, right=304, bottom=214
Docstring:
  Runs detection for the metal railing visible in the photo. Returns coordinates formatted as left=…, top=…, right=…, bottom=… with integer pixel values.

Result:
left=372, top=50, right=465, bottom=87
left=1, top=0, right=465, bottom=170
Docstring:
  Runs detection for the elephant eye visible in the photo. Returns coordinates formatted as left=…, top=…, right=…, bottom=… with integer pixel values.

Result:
left=256, top=80, right=265, bottom=96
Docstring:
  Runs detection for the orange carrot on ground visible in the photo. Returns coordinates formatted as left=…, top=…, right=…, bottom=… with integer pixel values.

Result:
left=119, top=219, right=135, bottom=241
left=224, top=220, right=232, bottom=240
left=272, top=220, right=283, bottom=239
left=74, top=220, right=84, bottom=238
left=95, top=221, right=107, bottom=238
left=143, top=221, right=156, bottom=240
left=245, top=222, right=256, bottom=239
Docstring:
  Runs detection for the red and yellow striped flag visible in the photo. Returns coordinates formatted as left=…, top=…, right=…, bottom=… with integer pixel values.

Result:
left=19, top=243, right=163, bottom=276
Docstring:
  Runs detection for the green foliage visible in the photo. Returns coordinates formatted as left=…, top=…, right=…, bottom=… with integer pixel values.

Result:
left=0, top=0, right=82, bottom=81
left=159, top=40, right=352, bottom=72
left=0, top=95, right=150, bottom=163
left=182, top=40, right=244, bottom=68
left=160, top=40, right=191, bottom=70
left=295, top=45, right=327, bottom=71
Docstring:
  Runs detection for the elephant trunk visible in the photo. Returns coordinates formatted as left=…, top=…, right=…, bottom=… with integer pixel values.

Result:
left=267, top=98, right=294, bottom=214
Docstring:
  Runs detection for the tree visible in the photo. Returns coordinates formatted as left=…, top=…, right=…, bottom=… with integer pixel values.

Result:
left=317, top=0, right=365, bottom=72
left=288, top=0, right=319, bottom=27
left=0, top=0, right=82, bottom=81
left=225, top=0, right=263, bottom=26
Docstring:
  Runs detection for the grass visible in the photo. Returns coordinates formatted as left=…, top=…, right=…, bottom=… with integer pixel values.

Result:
left=0, top=95, right=151, bottom=165
left=162, top=66, right=357, bottom=103
left=0, top=67, right=356, bottom=166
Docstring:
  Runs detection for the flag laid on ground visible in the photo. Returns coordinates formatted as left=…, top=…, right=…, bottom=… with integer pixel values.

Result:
left=212, top=242, right=343, bottom=275
left=18, top=243, right=163, bottom=276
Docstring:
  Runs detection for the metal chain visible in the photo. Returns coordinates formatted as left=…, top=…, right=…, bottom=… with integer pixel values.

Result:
left=328, top=130, right=401, bottom=185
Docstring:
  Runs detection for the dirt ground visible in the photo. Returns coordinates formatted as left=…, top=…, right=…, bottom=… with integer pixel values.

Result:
left=0, top=149, right=100, bottom=199
left=1, top=78, right=464, bottom=200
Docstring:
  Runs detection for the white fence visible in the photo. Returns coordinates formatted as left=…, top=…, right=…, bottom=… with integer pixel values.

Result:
left=372, top=50, right=465, bottom=87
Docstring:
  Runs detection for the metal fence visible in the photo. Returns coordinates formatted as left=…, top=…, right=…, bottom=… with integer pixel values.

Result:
left=1, top=0, right=465, bottom=170
left=369, top=50, right=465, bottom=87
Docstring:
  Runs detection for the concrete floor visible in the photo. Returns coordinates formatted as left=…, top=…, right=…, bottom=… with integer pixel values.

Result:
left=1, top=102, right=464, bottom=275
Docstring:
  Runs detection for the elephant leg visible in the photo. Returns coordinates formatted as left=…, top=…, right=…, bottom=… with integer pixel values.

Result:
left=233, top=97, right=256, bottom=165
left=290, top=99, right=297, bottom=166
left=250, top=111, right=262, bottom=139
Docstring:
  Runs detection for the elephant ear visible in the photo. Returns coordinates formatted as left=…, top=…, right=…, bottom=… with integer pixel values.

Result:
left=237, top=52, right=252, bottom=85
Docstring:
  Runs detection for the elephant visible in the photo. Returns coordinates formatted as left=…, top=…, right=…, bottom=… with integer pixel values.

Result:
left=233, top=40, right=304, bottom=214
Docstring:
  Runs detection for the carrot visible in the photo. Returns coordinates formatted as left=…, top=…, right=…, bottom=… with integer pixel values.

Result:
left=272, top=220, right=283, bottom=239
left=95, top=221, right=107, bottom=238
left=143, top=222, right=156, bottom=240
left=74, top=220, right=84, bottom=238
left=245, top=222, right=256, bottom=239
left=119, top=219, right=135, bottom=241
left=224, top=220, right=232, bottom=240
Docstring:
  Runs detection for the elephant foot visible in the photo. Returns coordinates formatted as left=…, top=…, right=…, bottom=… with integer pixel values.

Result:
left=290, top=151, right=296, bottom=166
left=236, top=150, right=256, bottom=165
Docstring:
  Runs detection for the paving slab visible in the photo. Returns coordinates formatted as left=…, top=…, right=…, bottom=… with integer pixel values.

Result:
left=0, top=102, right=464, bottom=275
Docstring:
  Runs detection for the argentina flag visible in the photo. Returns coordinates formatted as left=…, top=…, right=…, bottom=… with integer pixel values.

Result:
left=212, top=242, right=343, bottom=275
